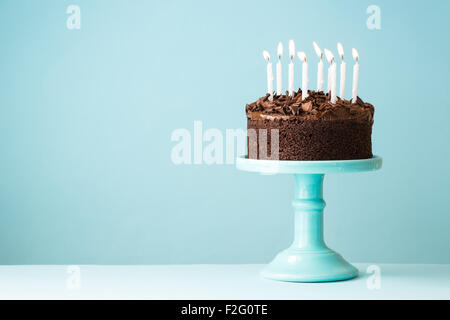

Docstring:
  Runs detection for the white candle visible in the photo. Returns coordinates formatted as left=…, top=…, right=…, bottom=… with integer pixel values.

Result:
left=324, top=49, right=337, bottom=104
left=351, top=48, right=359, bottom=103
left=331, top=62, right=337, bottom=104
left=313, top=41, right=324, bottom=92
left=297, top=51, right=308, bottom=100
left=263, top=50, right=274, bottom=100
left=337, top=42, right=346, bottom=99
left=327, top=63, right=331, bottom=94
left=288, top=39, right=295, bottom=96
left=276, top=42, right=283, bottom=95
left=317, top=59, right=323, bottom=92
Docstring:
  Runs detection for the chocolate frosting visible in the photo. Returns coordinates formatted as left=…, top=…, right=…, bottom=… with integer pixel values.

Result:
left=246, top=90, right=374, bottom=122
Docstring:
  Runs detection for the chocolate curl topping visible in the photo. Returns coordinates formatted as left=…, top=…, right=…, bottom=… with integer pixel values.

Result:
left=246, top=90, right=374, bottom=119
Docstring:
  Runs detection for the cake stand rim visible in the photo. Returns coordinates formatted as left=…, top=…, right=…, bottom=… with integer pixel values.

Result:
left=236, top=155, right=382, bottom=174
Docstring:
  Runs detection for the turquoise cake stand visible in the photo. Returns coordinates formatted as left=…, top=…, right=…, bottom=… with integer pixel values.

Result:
left=236, top=156, right=382, bottom=282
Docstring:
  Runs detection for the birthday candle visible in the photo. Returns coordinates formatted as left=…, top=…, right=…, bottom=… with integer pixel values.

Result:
left=288, top=40, right=295, bottom=96
left=276, top=42, right=283, bottom=95
left=313, top=41, right=324, bottom=92
left=297, top=51, right=308, bottom=100
left=331, top=62, right=337, bottom=104
left=324, top=49, right=337, bottom=104
left=337, top=42, right=346, bottom=99
left=263, top=50, right=274, bottom=100
left=351, top=48, right=359, bottom=103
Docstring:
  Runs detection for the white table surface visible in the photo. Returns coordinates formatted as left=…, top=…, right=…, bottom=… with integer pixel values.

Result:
left=0, top=264, right=449, bottom=300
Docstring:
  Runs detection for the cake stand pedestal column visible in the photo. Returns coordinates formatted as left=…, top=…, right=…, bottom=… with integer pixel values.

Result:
left=236, top=156, right=382, bottom=282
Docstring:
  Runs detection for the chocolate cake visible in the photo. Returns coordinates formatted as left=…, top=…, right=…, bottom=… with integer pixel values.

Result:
left=246, top=90, right=374, bottom=160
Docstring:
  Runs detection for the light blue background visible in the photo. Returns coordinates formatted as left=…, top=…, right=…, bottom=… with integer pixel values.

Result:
left=0, top=0, right=449, bottom=264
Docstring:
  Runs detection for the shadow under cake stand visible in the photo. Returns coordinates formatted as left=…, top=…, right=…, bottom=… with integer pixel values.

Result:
left=236, top=156, right=382, bottom=282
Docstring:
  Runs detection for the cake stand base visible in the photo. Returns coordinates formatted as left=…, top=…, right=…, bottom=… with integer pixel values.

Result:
left=236, top=156, right=382, bottom=283
left=261, top=247, right=358, bottom=282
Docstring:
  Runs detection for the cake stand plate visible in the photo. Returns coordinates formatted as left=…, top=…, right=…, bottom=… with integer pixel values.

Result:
left=236, top=156, right=382, bottom=282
